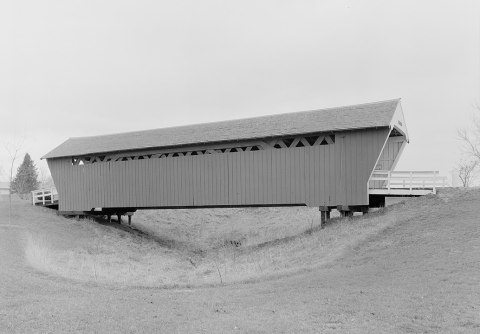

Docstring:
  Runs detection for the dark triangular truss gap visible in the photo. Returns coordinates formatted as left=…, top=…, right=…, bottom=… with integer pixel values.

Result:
left=71, top=134, right=336, bottom=165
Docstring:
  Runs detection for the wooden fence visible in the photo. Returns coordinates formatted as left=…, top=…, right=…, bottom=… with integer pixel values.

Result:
left=31, top=188, right=58, bottom=206
left=369, top=170, right=448, bottom=195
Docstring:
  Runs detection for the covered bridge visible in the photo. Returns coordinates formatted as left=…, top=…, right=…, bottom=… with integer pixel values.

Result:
left=44, top=99, right=413, bottom=220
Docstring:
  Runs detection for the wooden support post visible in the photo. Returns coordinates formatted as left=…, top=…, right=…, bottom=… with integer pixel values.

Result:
left=125, top=212, right=134, bottom=226
left=319, top=207, right=331, bottom=228
left=117, top=214, right=122, bottom=224
left=108, top=215, right=111, bottom=223
left=337, top=205, right=352, bottom=218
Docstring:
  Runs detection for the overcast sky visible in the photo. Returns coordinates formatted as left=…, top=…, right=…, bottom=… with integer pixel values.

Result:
left=1, top=0, right=479, bottom=183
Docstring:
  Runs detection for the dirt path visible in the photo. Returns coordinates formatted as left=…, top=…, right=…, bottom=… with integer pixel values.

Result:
left=1, top=190, right=480, bottom=333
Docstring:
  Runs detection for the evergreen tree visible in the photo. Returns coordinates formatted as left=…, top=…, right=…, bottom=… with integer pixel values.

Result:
left=11, top=153, right=40, bottom=198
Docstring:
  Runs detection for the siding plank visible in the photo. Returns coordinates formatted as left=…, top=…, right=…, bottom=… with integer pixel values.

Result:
left=298, top=148, right=305, bottom=204
left=267, top=150, right=273, bottom=204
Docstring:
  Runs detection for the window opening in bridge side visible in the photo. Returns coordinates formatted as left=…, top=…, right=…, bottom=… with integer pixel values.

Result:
left=70, top=134, right=336, bottom=165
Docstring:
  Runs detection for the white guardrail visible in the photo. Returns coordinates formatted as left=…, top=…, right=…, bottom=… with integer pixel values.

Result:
left=31, top=188, right=58, bottom=206
left=369, top=171, right=448, bottom=194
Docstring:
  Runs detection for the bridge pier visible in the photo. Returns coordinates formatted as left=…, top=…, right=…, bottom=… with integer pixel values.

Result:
left=337, top=206, right=353, bottom=218
left=319, top=206, right=331, bottom=228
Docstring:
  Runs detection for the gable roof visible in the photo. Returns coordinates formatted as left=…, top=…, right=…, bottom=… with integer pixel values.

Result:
left=43, top=99, right=401, bottom=159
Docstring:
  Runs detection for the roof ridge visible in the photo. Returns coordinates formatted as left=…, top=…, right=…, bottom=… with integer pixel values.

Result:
left=68, top=98, right=401, bottom=141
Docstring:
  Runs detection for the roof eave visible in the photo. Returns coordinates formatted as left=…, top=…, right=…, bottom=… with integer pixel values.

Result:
left=43, top=125, right=392, bottom=160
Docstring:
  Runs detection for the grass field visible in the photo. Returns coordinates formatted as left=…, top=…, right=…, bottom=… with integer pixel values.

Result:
left=2, top=188, right=480, bottom=333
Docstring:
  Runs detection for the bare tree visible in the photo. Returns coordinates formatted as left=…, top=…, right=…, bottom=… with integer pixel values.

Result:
left=456, top=160, right=478, bottom=187
left=4, top=140, right=23, bottom=223
left=458, top=105, right=480, bottom=161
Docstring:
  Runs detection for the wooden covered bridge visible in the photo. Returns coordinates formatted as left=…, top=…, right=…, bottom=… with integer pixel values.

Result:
left=41, top=99, right=445, bottom=222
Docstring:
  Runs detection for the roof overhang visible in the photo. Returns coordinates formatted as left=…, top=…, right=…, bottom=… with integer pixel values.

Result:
left=390, top=102, right=409, bottom=143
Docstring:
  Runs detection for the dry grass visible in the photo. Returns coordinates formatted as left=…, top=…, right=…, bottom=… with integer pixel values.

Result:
left=7, top=189, right=480, bottom=333
left=133, top=207, right=329, bottom=251
left=24, top=204, right=401, bottom=287
left=25, top=219, right=196, bottom=287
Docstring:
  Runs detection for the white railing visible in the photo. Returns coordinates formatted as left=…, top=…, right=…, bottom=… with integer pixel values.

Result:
left=31, top=188, right=58, bottom=206
left=369, top=170, right=448, bottom=194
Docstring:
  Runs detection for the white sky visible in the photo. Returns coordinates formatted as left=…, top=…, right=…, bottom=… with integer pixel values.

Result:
left=1, top=0, right=479, bottom=182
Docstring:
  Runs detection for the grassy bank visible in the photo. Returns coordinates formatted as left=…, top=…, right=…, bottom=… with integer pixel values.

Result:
left=24, top=200, right=408, bottom=288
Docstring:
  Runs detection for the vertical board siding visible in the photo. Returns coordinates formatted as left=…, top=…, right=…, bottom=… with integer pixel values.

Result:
left=371, top=138, right=404, bottom=189
left=49, top=128, right=391, bottom=211
left=376, top=139, right=403, bottom=171
left=336, top=134, right=346, bottom=206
